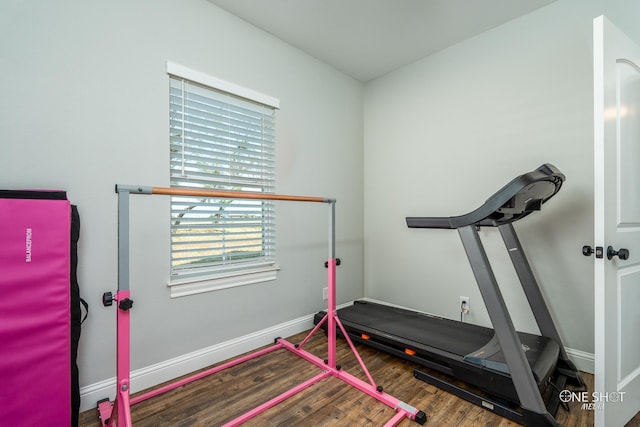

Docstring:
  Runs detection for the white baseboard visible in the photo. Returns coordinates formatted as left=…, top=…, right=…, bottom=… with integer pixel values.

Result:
left=79, top=313, right=316, bottom=412
left=565, top=347, right=594, bottom=374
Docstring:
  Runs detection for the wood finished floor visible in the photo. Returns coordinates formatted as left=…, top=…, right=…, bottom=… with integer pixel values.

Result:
left=79, top=329, right=639, bottom=426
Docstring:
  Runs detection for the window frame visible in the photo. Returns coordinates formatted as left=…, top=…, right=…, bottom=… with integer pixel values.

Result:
left=166, top=62, right=280, bottom=298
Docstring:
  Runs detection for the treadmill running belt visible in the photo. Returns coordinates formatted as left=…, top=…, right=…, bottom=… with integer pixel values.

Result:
left=332, top=300, right=559, bottom=389
left=338, top=301, right=493, bottom=356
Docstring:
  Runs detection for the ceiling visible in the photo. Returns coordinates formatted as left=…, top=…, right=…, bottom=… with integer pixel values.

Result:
left=208, top=0, right=556, bottom=82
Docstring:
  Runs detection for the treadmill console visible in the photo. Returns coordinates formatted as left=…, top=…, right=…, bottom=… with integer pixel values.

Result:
left=406, top=163, right=564, bottom=229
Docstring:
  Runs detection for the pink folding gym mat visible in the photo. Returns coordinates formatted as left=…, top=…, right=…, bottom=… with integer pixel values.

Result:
left=0, top=194, right=71, bottom=425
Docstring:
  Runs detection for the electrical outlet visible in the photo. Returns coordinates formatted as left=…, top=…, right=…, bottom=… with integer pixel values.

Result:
left=323, top=287, right=328, bottom=300
left=460, top=296, right=470, bottom=314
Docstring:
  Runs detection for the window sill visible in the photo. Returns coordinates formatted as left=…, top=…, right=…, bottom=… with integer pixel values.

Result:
left=168, top=264, right=280, bottom=298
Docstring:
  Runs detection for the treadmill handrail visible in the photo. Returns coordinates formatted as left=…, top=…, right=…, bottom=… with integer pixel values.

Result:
left=406, top=164, right=564, bottom=229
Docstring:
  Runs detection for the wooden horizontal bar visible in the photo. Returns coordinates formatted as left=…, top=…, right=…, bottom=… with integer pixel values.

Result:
left=151, top=186, right=331, bottom=203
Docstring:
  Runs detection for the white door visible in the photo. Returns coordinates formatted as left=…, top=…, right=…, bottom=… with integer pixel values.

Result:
left=593, top=15, right=640, bottom=427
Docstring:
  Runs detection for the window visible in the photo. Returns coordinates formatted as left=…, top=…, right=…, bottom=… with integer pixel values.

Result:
left=167, top=62, right=279, bottom=297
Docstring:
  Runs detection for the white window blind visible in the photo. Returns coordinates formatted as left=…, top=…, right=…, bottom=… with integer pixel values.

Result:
left=168, top=73, right=277, bottom=284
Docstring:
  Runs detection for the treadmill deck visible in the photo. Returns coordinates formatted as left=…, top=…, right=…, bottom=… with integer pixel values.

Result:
left=322, top=300, right=560, bottom=403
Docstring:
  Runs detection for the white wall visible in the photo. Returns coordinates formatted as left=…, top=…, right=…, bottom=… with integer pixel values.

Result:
left=5, top=0, right=640, bottom=414
left=363, top=0, right=640, bottom=371
left=0, top=0, right=363, bottom=406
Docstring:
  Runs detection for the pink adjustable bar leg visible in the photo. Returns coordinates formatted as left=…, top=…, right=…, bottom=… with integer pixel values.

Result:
left=97, top=290, right=134, bottom=427
left=325, top=202, right=338, bottom=370
left=98, top=189, right=136, bottom=427
left=115, top=291, right=133, bottom=427
left=281, top=201, right=426, bottom=425
left=324, top=202, right=374, bottom=385
left=326, top=258, right=337, bottom=368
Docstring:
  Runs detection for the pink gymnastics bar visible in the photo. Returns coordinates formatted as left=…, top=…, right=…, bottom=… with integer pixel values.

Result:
left=97, top=185, right=427, bottom=426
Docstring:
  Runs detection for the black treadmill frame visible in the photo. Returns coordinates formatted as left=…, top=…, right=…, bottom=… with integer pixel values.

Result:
left=451, top=222, right=577, bottom=425
left=413, top=165, right=583, bottom=425
left=334, top=164, right=583, bottom=426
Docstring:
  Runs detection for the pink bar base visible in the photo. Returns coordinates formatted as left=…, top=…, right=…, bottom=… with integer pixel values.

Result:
left=99, top=257, right=424, bottom=426
left=97, top=398, right=113, bottom=426
left=221, top=371, right=332, bottom=426
left=131, top=343, right=283, bottom=405
left=385, top=411, right=410, bottom=427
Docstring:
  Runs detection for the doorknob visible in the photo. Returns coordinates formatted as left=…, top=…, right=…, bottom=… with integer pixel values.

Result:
left=607, top=246, right=630, bottom=260
left=582, top=245, right=603, bottom=258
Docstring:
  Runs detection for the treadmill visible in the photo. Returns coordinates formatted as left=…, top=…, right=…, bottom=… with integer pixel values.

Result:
left=314, top=164, right=584, bottom=426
